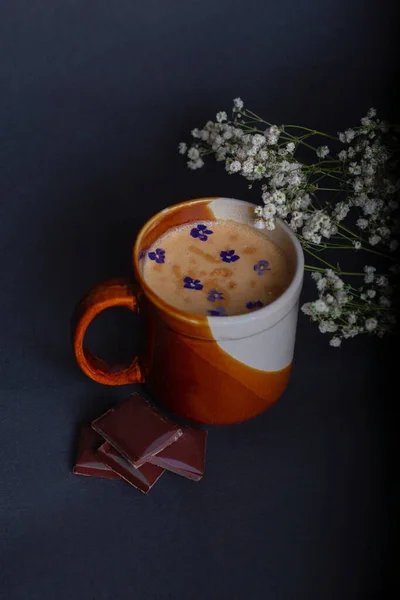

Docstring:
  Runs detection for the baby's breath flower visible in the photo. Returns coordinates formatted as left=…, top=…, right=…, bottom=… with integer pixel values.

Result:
left=316, top=145, right=329, bottom=159
left=365, top=318, right=378, bottom=331
left=368, top=234, right=381, bottom=246
left=263, top=204, right=276, bottom=219
left=254, top=218, right=265, bottom=229
left=356, top=218, right=368, bottom=230
left=286, top=142, right=295, bottom=154
left=233, top=97, right=244, bottom=111
left=181, top=102, right=399, bottom=345
left=187, top=147, right=200, bottom=160
left=314, top=299, right=329, bottom=313
left=229, top=160, right=242, bottom=173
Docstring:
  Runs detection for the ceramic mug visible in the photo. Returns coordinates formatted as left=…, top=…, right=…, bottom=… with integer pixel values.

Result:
left=72, top=197, right=304, bottom=424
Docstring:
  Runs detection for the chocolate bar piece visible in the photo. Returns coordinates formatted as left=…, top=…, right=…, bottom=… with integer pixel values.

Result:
left=91, top=393, right=182, bottom=467
left=148, top=427, right=207, bottom=481
left=97, top=441, right=164, bottom=494
left=73, top=426, right=120, bottom=480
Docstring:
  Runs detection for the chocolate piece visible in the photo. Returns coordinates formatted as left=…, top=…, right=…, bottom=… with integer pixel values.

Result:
left=91, top=393, right=182, bottom=467
left=148, top=427, right=207, bottom=481
left=73, top=426, right=119, bottom=480
left=97, top=441, right=164, bottom=494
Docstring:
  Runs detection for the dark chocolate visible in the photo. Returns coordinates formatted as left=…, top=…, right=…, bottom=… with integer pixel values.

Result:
left=91, top=393, right=182, bottom=467
left=148, top=427, right=207, bottom=481
left=73, top=426, right=120, bottom=480
left=97, top=441, right=164, bottom=494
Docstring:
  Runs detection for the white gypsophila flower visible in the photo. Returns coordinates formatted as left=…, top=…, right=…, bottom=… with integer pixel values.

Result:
left=376, top=275, right=388, bottom=287
left=365, top=318, right=378, bottom=331
left=233, top=97, right=244, bottom=111
left=187, top=158, right=204, bottom=170
left=316, top=145, right=330, bottom=159
left=353, top=241, right=362, bottom=250
left=178, top=142, right=187, bottom=154
left=229, top=160, right=242, bottom=173
left=241, top=158, right=254, bottom=175
left=319, top=320, right=338, bottom=334
left=330, top=337, right=342, bottom=347
left=287, top=172, right=302, bottom=187
left=264, top=218, right=276, bottom=231
left=254, top=206, right=263, bottom=217
left=187, top=147, right=200, bottom=160
left=345, top=129, right=356, bottom=143
left=338, top=150, right=347, bottom=161
left=264, top=125, right=280, bottom=145
left=363, top=198, right=377, bottom=215
left=325, top=293, right=335, bottom=304
left=191, top=128, right=200, bottom=138
left=200, top=129, right=209, bottom=141
left=369, top=234, right=381, bottom=246
left=252, top=133, right=266, bottom=147
left=286, top=142, right=295, bottom=154
left=364, top=265, right=376, bottom=284
left=263, top=204, right=277, bottom=219
left=348, top=313, right=357, bottom=325
left=301, top=302, right=312, bottom=315
left=262, top=189, right=272, bottom=203
left=272, top=190, right=286, bottom=205
left=216, top=111, right=227, bottom=123
left=367, top=107, right=377, bottom=118
left=311, top=272, right=322, bottom=281
left=367, top=289, right=376, bottom=298
left=333, top=278, right=344, bottom=290
left=316, top=277, right=327, bottom=291
left=223, top=128, right=233, bottom=141
left=254, top=218, right=265, bottom=229
left=254, top=164, right=266, bottom=176
left=348, top=163, right=362, bottom=175
left=334, top=202, right=350, bottom=222
left=356, top=218, right=369, bottom=230
left=313, top=299, right=330, bottom=313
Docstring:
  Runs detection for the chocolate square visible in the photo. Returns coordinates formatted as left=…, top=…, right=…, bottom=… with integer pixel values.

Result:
left=91, top=393, right=182, bottom=467
left=97, top=441, right=164, bottom=494
left=148, top=427, right=207, bottom=481
left=72, top=426, right=120, bottom=480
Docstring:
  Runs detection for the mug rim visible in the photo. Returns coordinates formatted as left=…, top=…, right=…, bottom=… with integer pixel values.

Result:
left=132, top=197, right=304, bottom=328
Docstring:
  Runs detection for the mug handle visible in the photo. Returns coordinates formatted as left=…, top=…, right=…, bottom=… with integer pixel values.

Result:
left=72, top=277, right=144, bottom=385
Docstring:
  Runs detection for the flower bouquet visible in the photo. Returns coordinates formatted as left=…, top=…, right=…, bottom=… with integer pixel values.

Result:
left=179, top=99, right=399, bottom=346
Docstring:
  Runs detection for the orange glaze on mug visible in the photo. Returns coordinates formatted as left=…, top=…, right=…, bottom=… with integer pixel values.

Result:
left=141, top=301, right=291, bottom=424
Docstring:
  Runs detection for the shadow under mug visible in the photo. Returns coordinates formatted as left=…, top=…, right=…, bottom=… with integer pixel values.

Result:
left=72, top=197, right=304, bottom=425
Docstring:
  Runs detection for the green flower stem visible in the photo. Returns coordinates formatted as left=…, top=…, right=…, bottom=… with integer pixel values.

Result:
left=335, top=225, right=396, bottom=260
left=284, top=124, right=339, bottom=141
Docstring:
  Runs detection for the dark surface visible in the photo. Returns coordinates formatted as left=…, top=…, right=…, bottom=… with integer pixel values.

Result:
left=0, top=2, right=396, bottom=599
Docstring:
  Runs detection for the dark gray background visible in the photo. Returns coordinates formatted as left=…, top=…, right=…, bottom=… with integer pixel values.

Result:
left=0, top=2, right=397, bottom=599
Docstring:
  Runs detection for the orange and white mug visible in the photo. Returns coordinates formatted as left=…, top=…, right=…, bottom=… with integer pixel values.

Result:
left=72, top=198, right=304, bottom=424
